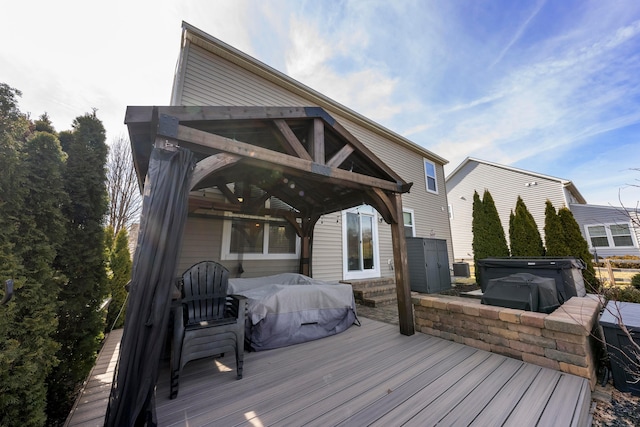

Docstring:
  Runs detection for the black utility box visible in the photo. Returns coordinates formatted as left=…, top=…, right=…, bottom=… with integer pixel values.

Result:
left=452, top=262, right=470, bottom=277
left=476, top=257, right=586, bottom=302
left=407, top=238, right=451, bottom=294
left=481, top=273, right=560, bottom=313
left=599, top=301, right=640, bottom=396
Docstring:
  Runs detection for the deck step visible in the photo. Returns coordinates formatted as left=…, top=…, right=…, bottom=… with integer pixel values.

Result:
left=358, top=293, right=398, bottom=307
left=341, top=278, right=397, bottom=307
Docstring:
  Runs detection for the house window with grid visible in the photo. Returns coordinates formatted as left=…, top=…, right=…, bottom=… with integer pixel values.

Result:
left=224, top=217, right=299, bottom=260
left=585, top=223, right=635, bottom=248
left=424, top=159, right=438, bottom=193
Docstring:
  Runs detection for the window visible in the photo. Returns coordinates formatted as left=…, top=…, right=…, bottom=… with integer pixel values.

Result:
left=610, top=224, right=634, bottom=247
left=223, top=215, right=299, bottom=260
left=342, top=205, right=380, bottom=280
left=403, top=209, right=415, bottom=237
left=424, top=159, right=438, bottom=193
left=585, top=223, right=635, bottom=248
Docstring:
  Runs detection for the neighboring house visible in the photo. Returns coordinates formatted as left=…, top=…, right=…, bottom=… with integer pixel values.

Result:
left=169, top=22, right=453, bottom=282
left=446, top=157, right=640, bottom=262
left=569, top=204, right=640, bottom=259
left=446, top=157, right=586, bottom=263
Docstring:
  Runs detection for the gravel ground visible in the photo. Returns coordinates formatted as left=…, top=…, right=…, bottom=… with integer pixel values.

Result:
left=591, top=383, right=640, bottom=426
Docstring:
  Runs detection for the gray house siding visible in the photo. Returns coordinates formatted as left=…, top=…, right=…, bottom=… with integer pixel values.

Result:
left=446, top=160, right=571, bottom=262
left=569, top=204, right=640, bottom=258
left=171, top=28, right=452, bottom=281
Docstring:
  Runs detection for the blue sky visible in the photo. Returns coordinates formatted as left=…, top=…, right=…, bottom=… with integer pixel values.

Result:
left=2, top=0, right=640, bottom=207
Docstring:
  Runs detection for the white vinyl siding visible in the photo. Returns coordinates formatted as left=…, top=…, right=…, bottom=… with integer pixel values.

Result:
left=446, top=161, right=569, bottom=262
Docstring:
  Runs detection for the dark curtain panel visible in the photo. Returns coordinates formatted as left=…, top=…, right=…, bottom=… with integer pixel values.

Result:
left=105, top=147, right=194, bottom=426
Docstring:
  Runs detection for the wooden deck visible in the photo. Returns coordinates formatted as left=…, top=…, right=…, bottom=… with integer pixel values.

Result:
left=155, top=317, right=592, bottom=426
left=65, top=329, right=122, bottom=427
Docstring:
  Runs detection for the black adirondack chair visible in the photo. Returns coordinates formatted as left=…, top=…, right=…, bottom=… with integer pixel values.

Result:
left=170, top=261, right=247, bottom=399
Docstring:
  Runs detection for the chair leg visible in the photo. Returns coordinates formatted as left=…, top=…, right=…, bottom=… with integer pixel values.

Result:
left=170, top=368, right=179, bottom=399
left=236, top=341, right=243, bottom=379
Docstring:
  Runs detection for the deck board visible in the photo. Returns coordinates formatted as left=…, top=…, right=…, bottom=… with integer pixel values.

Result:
left=155, top=317, right=592, bottom=427
left=65, top=329, right=122, bottom=427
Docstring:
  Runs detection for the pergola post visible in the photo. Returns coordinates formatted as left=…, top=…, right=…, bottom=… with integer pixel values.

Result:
left=390, top=193, right=414, bottom=335
left=298, top=216, right=319, bottom=277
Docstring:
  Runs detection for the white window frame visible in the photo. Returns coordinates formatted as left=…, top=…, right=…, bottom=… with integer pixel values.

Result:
left=403, top=208, right=416, bottom=238
left=424, top=158, right=438, bottom=194
left=342, top=205, right=380, bottom=280
left=584, top=222, right=637, bottom=249
left=221, top=213, right=301, bottom=260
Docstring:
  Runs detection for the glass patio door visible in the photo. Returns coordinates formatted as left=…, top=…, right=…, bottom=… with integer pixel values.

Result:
left=343, top=205, right=379, bottom=279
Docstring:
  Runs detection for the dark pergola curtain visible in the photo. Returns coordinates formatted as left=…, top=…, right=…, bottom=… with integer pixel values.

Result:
left=105, top=147, right=194, bottom=426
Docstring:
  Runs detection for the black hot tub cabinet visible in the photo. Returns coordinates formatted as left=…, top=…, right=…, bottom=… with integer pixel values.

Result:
left=599, top=301, right=640, bottom=396
left=481, top=273, right=560, bottom=314
left=476, top=257, right=586, bottom=302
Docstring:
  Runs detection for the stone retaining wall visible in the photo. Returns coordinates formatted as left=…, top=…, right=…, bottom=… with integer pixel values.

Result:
left=412, top=294, right=602, bottom=389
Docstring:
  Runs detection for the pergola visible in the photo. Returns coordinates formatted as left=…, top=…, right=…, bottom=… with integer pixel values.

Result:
left=125, top=105, right=414, bottom=335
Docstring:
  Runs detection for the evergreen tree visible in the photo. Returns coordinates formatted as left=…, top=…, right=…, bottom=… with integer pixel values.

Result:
left=558, top=207, right=599, bottom=290
left=544, top=200, right=569, bottom=256
left=509, top=196, right=544, bottom=257
left=105, top=227, right=131, bottom=331
left=9, top=130, right=66, bottom=426
left=482, top=190, right=510, bottom=257
left=47, top=112, right=109, bottom=424
left=0, top=85, right=68, bottom=426
left=472, top=190, right=509, bottom=284
left=0, top=83, right=29, bottom=426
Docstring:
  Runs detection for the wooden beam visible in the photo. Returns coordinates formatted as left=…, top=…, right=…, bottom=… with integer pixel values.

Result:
left=190, top=153, right=241, bottom=190
left=170, top=124, right=404, bottom=193
left=390, top=193, right=414, bottom=335
left=367, top=188, right=398, bottom=224
left=215, top=181, right=241, bottom=205
left=126, top=106, right=312, bottom=124
left=326, top=144, right=355, bottom=169
left=272, top=119, right=313, bottom=161
left=309, top=118, right=325, bottom=164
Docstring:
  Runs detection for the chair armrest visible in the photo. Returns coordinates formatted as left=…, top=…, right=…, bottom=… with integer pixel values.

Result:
left=226, top=294, right=247, bottom=320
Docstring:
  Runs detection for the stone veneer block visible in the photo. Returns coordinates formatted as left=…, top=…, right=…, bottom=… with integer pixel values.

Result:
left=509, top=339, right=546, bottom=356
left=559, top=362, right=596, bottom=384
left=490, top=344, right=522, bottom=360
left=522, top=353, right=560, bottom=370
left=498, top=308, right=522, bottom=324
left=520, top=311, right=547, bottom=328
left=518, top=333, right=556, bottom=349
left=545, top=348, right=588, bottom=367
left=557, top=339, right=588, bottom=356
left=487, top=326, right=520, bottom=340
left=544, top=315, right=588, bottom=336
left=478, top=305, right=502, bottom=320
left=446, top=300, right=465, bottom=313
left=541, top=329, right=588, bottom=345
left=462, top=304, right=481, bottom=317
left=464, top=337, right=492, bottom=352
left=432, top=299, right=450, bottom=311
left=506, top=323, right=542, bottom=336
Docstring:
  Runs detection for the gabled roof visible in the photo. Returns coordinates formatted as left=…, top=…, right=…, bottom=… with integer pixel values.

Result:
left=126, top=105, right=412, bottom=221
left=446, top=157, right=587, bottom=204
left=178, top=21, right=447, bottom=166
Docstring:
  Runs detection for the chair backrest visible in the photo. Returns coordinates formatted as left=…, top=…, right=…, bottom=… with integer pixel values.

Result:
left=181, top=261, right=229, bottom=325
